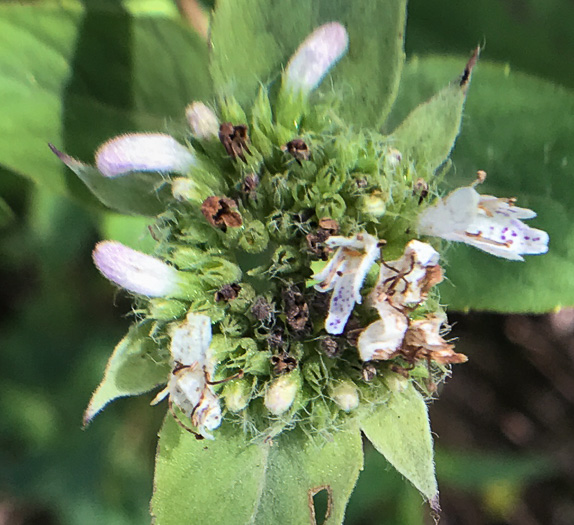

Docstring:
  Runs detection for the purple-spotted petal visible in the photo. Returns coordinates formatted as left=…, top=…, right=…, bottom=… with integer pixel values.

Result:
left=95, top=133, right=196, bottom=177
left=93, top=241, right=180, bottom=297
left=284, top=22, right=349, bottom=95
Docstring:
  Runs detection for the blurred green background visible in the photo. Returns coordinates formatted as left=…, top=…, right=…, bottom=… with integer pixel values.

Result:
left=1, top=1, right=573, bottom=524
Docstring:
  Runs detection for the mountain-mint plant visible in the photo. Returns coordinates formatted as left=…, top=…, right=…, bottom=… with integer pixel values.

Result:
left=48, top=5, right=549, bottom=525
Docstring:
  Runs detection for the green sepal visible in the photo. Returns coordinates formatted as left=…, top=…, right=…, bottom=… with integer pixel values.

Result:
left=84, top=321, right=170, bottom=425
left=49, top=145, right=173, bottom=216
left=151, top=418, right=363, bottom=525
left=359, top=383, right=439, bottom=509
left=389, top=48, right=479, bottom=174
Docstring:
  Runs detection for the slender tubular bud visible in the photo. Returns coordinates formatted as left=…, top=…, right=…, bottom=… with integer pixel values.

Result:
left=95, top=133, right=196, bottom=177
left=93, top=241, right=182, bottom=297
left=284, top=22, right=349, bottom=96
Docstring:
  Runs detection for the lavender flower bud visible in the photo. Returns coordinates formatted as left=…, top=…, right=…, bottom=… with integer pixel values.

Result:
left=95, top=133, right=196, bottom=177
left=284, top=22, right=349, bottom=96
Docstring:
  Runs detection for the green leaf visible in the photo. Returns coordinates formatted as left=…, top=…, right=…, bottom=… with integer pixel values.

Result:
left=99, top=212, right=156, bottom=252
left=360, top=384, right=438, bottom=508
left=395, top=56, right=573, bottom=312
left=210, top=0, right=406, bottom=126
left=152, top=419, right=363, bottom=525
left=388, top=49, right=478, bottom=173
left=0, top=3, right=211, bottom=205
left=84, top=322, right=169, bottom=425
left=0, top=194, right=15, bottom=228
left=49, top=144, right=173, bottom=216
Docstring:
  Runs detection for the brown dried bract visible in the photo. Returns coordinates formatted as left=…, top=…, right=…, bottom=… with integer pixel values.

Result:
left=251, top=296, right=273, bottom=322
left=401, top=316, right=467, bottom=365
left=281, top=138, right=310, bottom=165
left=271, top=352, right=298, bottom=375
left=201, top=196, right=242, bottom=231
left=214, top=283, right=241, bottom=303
left=413, top=177, right=429, bottom=205
left=460, top=46, right=480, bottom=87
left=282, top=286, right=309, bottom=332
left=420, top=265, right=444, bottom=298
left=242, top=173, right=259, bottom=200
left=219, top=122, right=252, bottom=162
left=306, top=218, right=339, bottom=260
left=361, top=362, right=377, bottom=382
left=320, top=336, right=342, bottom=358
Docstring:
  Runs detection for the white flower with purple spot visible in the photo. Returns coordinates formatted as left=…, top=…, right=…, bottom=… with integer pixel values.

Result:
left=313, top=232, right=381, bottom=335
left=418, top=180, right=549, bottom=261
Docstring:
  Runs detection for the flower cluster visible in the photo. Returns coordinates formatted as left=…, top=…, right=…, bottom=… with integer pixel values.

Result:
left=53, top=23, right=548, bottom=442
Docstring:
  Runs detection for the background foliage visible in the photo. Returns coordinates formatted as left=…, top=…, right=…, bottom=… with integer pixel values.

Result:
left=1, top=0, right=573, bottom=523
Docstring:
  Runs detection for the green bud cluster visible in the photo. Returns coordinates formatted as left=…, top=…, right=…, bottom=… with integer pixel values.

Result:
left=141, top=88, right=447, bottom=439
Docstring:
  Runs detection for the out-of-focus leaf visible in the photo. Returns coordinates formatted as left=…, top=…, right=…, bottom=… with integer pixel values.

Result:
left=406, top=0, right=574, bottom=91
left=392, top=56, right=573, bottom=312
left=435, top=449, right=556, bottom=491
left=100, top=212, right=155, bottom=252
left=0, top=3, right=211, bottom=204
left=84, top=322, right=169, bottom=425
left=152, top=419, right=363, bottom=525
left=389, top=49, right=478, bottom=173
left=210, top=0, right=406, bottom=126
left=360, top=384, right=438, bottom=507
left=49, top=145, right=173, bottom=216
left=0, top=195, right=14, bottom=227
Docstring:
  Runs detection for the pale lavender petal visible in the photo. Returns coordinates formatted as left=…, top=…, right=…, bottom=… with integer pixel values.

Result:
left=284, top=22, right=349, bottom=95
left=93, top=241, right=180, bottom=296
left=95, top=133, right=196, bottom=177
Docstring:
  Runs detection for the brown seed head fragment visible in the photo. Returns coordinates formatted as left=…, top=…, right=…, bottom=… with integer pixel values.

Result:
left=242, top=173, right=260, bottom=200
left=251, top=296, right=274, bottom=322
left=201, top=196, right=242, bottom=231
left=219, top=122, right=252, bottom=162
left=281, top=138, right=310, bottom=165
left=320, top=336, right=342, bottom=358
left=271, top=352, right=298, bottom=375
left=282, top=286, right=309, bottom=332
left=401, top=315, right=467, bottom=365
left=214, top=283, right=241, bottom=303
left=306, top=218, right=339, bottom=260
left=361, top=362, right=377, bottom=382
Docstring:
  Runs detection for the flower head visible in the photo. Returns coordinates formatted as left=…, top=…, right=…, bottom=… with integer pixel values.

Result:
left=418, top=175, right=549, bottom=261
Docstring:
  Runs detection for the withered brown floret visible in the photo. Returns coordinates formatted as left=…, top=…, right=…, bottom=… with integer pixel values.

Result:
left=400, top=316, right=467, bottom=365
left=320, top=336, right=342, bottom=358
left=201, top=196, right=243, bottom=231
left=282, top=286, right=309, bottom=332
left=361, top=362, right=377, bottom=382
left=271, top=352, right=298, bottom=375
left=242, top=173, right=260, bottom=200
left=219, top=122, right=252, bottom=162
left=251, top=296, right=273, bottom=322
left=306, top=218, right=339, bottom=260
left=214, top=283, right=241, bottom=303
left=281, top=138, right=310, bottom=165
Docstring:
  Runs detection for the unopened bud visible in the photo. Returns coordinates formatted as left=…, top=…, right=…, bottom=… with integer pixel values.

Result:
left=264, top=372, right=300, bottom=415
left=330, top=381, right=360, bottom=412
left=223, top=379, right=252, bottom=412
left=186, top=102, right=219, bottom=139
